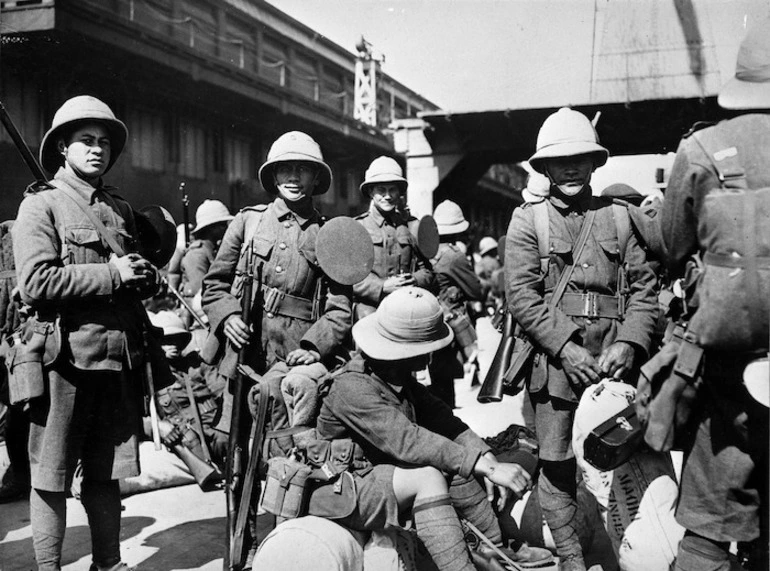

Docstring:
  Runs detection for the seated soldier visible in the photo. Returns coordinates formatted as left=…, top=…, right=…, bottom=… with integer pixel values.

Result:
left=147, top=311, right=227, bottom=483
left=315, top=287, right=554, bottom=571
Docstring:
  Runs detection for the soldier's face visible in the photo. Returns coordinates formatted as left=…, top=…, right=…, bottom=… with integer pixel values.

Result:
left=369, top=184, right=404, bottom=214
left=544, top=154, right=595, bottom=197
left=59, top=123, right=111, bottom=180
left=274, top=161, right=319, bottom=202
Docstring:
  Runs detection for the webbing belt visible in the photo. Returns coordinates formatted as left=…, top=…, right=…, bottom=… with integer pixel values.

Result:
left=262, top=286, right=313, bottom=321
left=703, top=251, right=770, bottom=268
left=560, top=292, right=624, bottom=319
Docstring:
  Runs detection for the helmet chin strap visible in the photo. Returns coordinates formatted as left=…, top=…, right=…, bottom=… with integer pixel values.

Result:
left=545, top=166, right=589, bottom=197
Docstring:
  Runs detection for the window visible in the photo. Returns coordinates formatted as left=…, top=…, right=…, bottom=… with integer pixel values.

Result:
left=225, top=136, right=252, bottom=182
left=129, top=108, right=165, bottom=172
left=179, top=121, right=205, bottom=179
left=261, top=35, right=287, bottom=86
left=0, top=72, right=42, bottom=147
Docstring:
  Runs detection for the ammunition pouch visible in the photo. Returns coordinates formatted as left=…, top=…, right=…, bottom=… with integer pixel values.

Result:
left=634, top=327, right=704, bottom=452
left=5, top=316, right=62, bottom=406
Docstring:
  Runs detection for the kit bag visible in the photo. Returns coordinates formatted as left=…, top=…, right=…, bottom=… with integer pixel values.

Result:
left=583, top=403, right=643, bottom=472
left=687, top=127, right=770, bottom=351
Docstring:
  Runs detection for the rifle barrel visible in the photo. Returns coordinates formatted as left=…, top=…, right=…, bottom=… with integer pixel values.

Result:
left=0, top=100, right=48, bottom=181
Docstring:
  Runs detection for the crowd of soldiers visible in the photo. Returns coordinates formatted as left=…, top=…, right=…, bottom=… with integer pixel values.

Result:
left=0, top=14, right=768, bottom=571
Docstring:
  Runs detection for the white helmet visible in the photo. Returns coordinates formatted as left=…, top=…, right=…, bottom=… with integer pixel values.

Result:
left=258, top=131, right=332, bottom=195
left=528, top=108, right=608, bottom=174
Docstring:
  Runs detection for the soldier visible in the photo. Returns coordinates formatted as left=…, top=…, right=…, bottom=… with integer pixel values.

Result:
left=506, top=107, right=657, bottom=570
left=659, top=18, right=770, bottom=571
left=475, top=235, right=501, bottom=313
left=180, top=199, right=233, bottom=304
left=201, top=131, right=352, bottom=562
left=353, top=156, right=436, bottom=321
left=148, top=310, right=226, bottom=477
left=430, top=200, right=483, bottom=407
left=316, top=286, right=553, bottom=571
left=13, top=96, right=161, bottom=571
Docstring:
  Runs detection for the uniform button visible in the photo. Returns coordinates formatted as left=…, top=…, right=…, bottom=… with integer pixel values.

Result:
left=276, top=265, right=283, bottom=273
left=266, top=312, right=274, bottom=318
left=279, top=242, right=287, bottom=250
left=582, top=263, right=589, bottom=268
left=284, top=222, right=291, bottom=228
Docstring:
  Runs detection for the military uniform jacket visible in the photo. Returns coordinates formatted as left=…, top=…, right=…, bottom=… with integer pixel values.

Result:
left=353, top=205, right=436, bottom=318
left=13, top=168, right=148, bottom=372
left=201, top=197, right=352, bottom=378
left=432, top=243, right=483, bottom=315
left=506, top=191, right=657, bottom=401
left=316, top=355, right=491, bottom=478
left=661, top=114, right=770, bottom=278
left=181, top=238, right=216, bottom=297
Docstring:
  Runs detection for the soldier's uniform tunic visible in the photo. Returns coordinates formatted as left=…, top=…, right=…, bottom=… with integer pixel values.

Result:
left=506, top=192, right=657, bottom=434
left=353, top=205, right=436, bottom=320
left=180, top=237, right=216, bottom=299
left=430, top=243, right=483, bottom=406
left=202, top=196, right=352, bottom=452
left=660, top=114, right=770, bottom=548
left=14, top=167, right=154, bottom=492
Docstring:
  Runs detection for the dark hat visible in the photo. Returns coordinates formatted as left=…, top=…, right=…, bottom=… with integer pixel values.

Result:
left=416, top=215, right=440, bottom=259
left=135, top=205, right=177, bottom=267
left=315, top=216, right=374, bottom=285
left=601, top=183, right=644, bottom=206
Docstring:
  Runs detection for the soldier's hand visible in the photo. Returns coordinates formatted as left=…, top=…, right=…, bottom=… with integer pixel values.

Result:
left=223, top=314, right=250, bottom=350
left=111, top=253, right=152, bottom=286
left=477, top=453, right=531, bottom=511
left=286, top=348, right=321, bottom=366
left=559, top=340, right=601, bottom=387
left=597, top=341, right=636, bottom=379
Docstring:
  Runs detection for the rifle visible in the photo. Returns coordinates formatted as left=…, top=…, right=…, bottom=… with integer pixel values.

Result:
left=162, top=276, right=209, bottom=330
left=0, top=100, right=47, bottom=182
left=226, top=244, right=258, bottom=570
left=477, top=310, right=516, bottom=403
left=181, top=182, right=191, bottom=247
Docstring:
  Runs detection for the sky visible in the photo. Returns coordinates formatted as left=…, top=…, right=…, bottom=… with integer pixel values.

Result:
left=265, top=0, right=767, bottom=112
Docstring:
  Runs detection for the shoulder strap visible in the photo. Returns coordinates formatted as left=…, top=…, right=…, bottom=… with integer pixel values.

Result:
left=49, top=180, right=127, bottom=257
left=550, top=208, right=597, bottom=307
left=691, top=127, right=748, bottom=191
left=611, top=202, right=631, bottom=260
left=532, top=200, right=550, bottom=274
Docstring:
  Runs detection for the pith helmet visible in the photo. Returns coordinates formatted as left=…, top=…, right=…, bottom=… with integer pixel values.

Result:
left=433, top=200, right=469, bottom=235
left=718, top=16, right=770, bottom=110
left=149, top=310, right=192, bottom=345
left=360, top=156, right=408, bottom=195
left=479, top=236, right=497, bottom=256
left=193, top=199, right=234, bottom=234
left=528, top=107, right=608, bottom=174
left=352, top=286, right=453, bottom=360
left=40, top=95, right=128, bottom=175
left=258, top=131, right=332, bottom=195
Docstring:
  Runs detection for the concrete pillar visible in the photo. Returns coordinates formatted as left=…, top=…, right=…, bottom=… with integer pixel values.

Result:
left=392, top=118, right=462, bottom=219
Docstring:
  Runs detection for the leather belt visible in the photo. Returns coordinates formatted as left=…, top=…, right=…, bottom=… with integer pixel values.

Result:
left=262, top=286, right=313, bottom=321
left=560, top=292, right=624, bottom=320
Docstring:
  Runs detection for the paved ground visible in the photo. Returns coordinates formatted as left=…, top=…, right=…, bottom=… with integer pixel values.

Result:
left=0, top=318, right=616, bottom=571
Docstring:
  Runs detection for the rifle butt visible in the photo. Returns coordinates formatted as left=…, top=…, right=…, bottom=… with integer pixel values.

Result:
left=477, top=312, right=515, bottom=404
left=173, top=443, right=222, bottom=489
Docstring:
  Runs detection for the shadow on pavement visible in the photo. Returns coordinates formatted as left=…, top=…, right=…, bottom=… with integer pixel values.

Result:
left=139, top=517, right=226, bottom=570
left=0, top=516, right=155, bottom=570
left=0, top=497, right=31, bottom=540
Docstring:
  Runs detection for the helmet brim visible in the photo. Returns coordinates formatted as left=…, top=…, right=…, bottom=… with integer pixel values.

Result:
left=359, top=175, right=408, bottom=195
left=352, top=312, right=454, bottom=360
left=258, top=154, right=332, bottom=195
left=436, top=219, right=469, bottom=236
left=40, top=118, right=128, bottom=176
left=718, top=77, right=770, bottom=110
left=528, top=143, right=608, bottom=174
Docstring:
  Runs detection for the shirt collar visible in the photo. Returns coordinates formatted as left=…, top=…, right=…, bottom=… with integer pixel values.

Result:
left=272, top=197, right=315, bottom=228
left=369, top=203, right=405, bottom=228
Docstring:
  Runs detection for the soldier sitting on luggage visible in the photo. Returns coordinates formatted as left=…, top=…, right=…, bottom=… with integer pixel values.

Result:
left=316, top=287, right=553, bottom=571
left=146, top=310, right=227, bottom=486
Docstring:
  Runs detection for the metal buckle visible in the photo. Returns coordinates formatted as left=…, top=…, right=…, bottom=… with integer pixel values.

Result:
left=582, top=292, right=599, bottom=318
left=263, top=286, right=285, bottom=314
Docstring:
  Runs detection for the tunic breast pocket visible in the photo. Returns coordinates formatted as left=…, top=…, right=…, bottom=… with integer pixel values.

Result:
left=544, top=238, right=572, bottom=290
left=64, top=226, right=106, bottom=265
left=598, top=239, right=621, bottom=261
left=251, top=236, right=274, bottom=262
